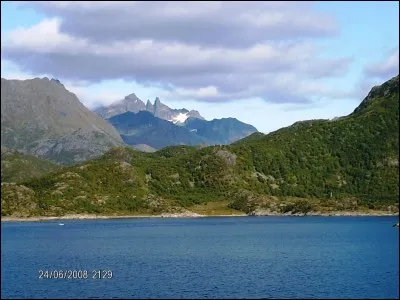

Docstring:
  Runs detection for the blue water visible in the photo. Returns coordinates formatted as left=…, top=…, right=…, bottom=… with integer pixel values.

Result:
left=1, top=216, right=399, bottom=299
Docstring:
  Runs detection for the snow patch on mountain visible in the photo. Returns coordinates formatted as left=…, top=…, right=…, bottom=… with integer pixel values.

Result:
left=170, top=113, right=189, bottom=124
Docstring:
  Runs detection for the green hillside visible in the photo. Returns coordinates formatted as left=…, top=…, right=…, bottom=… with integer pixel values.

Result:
left=232, top=75, right=399, bottom=206
left=1, top=148, right=60, bottom=183
left=1, top=75, right=398, bottom=217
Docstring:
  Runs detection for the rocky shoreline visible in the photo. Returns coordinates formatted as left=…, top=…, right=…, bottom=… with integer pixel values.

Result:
left=249, top=208, right=399, bottom=217
left=1, top=210, right=398, bottom=222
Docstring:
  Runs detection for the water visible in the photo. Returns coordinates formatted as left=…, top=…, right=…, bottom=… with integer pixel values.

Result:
left=1, top=216, right=399, bottom=299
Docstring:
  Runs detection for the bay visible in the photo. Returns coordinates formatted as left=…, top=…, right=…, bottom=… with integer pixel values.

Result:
left=1, top=216, right=399, bottom=299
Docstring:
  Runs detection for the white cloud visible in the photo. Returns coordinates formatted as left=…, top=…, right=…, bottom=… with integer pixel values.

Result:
left=364, top=48, right=399, bottom=79
left=2, top=1, right=353, bottom=106
left=5, top=18, right=88, bottom=53
left=175, top=86, right=220, bottom=99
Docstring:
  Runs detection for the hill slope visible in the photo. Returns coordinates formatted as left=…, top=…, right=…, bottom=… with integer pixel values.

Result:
left=1, top=75, right=398, bottom=217
left=1, top=148, right=60, bottom=183
left=231, top=75, right=399, bottom=206
left=1, top=78, right=124, bottom=164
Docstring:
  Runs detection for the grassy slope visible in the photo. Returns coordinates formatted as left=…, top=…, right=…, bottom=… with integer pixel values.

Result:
left=1, top=75, right=399, bottom=217
left=1, top=149, right=60, bottom=183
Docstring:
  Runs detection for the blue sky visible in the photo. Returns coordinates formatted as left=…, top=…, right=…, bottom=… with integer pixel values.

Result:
left=1, top=1, right=398, bottom=133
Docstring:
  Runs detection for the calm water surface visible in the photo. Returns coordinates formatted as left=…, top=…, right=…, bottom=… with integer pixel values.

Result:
left=1, top=216, right=399, bottom=299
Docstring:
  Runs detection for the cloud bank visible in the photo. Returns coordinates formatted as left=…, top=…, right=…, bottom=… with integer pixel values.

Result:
left=3, top=1, right=355, bottom=103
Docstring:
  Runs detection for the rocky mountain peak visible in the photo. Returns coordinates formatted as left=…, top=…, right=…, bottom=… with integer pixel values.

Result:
left=51, top=78, right=62, bottom=84
left=146, top=99, right=153, bottom=111
left=95, top=93, right=205, bottom=123
left=188, top=110, right=204, bottom=120
left=1, top=78, right=123, bottom=164
left=94, top=93, right=146, bottom=119
left=50, top=78, right=65, bottom=89
left=124, top=93, right=140, bottom=102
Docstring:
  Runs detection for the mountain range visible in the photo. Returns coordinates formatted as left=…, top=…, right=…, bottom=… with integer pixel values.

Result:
left=1, top=78, right=257, bottom=163
left=94, top=94, right=204, bottom=124
left=95, top=93, right=257, bottom=150
left=108, top=111, right=207, bottom=150
left=1, top=75, right=398, bottom=217
left=107, top=110, right=257, bottom=150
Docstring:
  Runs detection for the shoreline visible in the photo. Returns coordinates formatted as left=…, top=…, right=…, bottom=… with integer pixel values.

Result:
left=1, top=211, right=398, bottom=223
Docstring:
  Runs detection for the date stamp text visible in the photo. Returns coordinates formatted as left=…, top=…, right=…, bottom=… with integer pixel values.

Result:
left=38, top=269, right=113, bottom=279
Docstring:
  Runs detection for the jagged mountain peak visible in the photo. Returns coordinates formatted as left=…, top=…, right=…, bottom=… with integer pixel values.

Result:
left=146, top=99, right=153, bottom=110
left=94, top=93, right=146, bottom=119
left=124, top=93, right=141, bottom=101
left=94, top=93, right=205, bottom=123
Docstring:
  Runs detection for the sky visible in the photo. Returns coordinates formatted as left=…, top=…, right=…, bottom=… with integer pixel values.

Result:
left=1, top=1, right=399, bottom=133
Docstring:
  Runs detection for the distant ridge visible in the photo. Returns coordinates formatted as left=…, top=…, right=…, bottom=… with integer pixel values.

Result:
left=107, top=111, right=258, bottom=150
